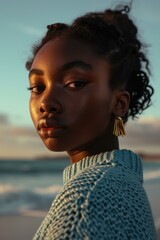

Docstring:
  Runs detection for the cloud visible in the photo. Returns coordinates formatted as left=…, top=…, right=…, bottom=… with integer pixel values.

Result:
left=120, top=116, right=160, bottom=154
left=0, top=115, right=66, bottom=159
left=0, top=114, right=10, bottom=125
left=0, top=115, right=160, bottom=159
left=8, top=126, right=37, bottom=138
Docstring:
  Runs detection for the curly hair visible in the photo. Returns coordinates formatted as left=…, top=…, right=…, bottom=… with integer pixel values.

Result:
left=26, top=5, right=154, bottom=123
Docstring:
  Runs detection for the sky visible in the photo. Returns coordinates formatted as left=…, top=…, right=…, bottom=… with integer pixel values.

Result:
left=0, top=0, right=160, bottom=159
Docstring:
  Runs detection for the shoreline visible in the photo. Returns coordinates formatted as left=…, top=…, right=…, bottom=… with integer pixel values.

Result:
left=0, top=213, right=159, bottom=240
left=0, top=210, right=47, bottom=240
left=0, top=215, right=44, bottom=240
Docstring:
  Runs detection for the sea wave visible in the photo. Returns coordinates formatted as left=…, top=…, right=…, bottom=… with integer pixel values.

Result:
left=0, top=184, right=62, bottom=215
left=144, top=169, right=160, bottom=181
left=0, top=183, right=16, bottom=194
left=35, top=185, right=63, bottom=195
left=20, top=209, right=47, bottom=218
left=0, top=159, right=69, bottom=174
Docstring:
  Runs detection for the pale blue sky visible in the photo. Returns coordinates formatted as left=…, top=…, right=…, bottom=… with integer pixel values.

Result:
left=0, top=0, right=160, bottom=127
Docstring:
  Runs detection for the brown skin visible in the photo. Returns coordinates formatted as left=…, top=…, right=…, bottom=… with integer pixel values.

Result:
left=29, top=38, right=130, bottom=164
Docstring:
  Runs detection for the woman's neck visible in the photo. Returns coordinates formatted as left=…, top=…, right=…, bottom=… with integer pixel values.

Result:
left=67, top=134, right=119, bottom=164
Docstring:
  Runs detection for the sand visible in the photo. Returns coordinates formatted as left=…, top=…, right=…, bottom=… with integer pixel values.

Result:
left=0, top=214, right=159, bottom=240
left=0, top=215, right=43, bottom=240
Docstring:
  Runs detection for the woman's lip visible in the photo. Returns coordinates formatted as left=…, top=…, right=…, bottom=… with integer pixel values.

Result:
left=39, top=126, right=66, bottom=137
left=40, top=126, right=63, bottom=131
left=37, top=119, right=66, bottom=131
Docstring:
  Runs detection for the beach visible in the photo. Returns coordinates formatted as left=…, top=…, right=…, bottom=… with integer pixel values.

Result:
left=0, top=215, right=43, bottom=240
left=0, top=208, right=160, bottom=240
left=0, top=159, right=160, bottom=239
left=0, top=192, right=160, bottom=240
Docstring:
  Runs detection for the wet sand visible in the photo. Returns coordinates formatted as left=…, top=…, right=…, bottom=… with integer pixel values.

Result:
left=0, top=212, right=159, bottom=240
left=0, top=215, right=43, bottom=240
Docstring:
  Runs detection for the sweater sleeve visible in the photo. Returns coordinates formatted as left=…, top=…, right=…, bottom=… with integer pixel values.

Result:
left=34, top=166, right=157, bottom=240
left=77, top=168, right=157, bottom=240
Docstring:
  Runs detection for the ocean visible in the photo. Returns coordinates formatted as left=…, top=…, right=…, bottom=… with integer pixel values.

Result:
left=0, top=158, right=160, bottom=229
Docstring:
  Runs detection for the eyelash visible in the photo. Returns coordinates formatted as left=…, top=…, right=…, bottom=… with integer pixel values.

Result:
left=65, top=80, right=88, bottom=90
left=27, top=80, right=88, bottom=93
left=27, top=86, right=45, bottom=94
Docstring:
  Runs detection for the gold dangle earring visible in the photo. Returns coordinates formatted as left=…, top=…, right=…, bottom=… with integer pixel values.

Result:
left=113, top=116, right=126, bottom=137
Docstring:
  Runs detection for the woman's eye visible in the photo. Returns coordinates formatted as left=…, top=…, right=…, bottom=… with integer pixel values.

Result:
left=66, top=81, right=87, bottom=90
left=27, top=86, right=44, bottom=94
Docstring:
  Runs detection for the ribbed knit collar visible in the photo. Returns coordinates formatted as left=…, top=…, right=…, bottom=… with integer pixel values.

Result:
left=63, top=149, right=143, bottom=185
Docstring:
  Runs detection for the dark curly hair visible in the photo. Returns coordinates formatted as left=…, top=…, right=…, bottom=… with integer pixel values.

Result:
left=26, top=5, right=154, bottom=123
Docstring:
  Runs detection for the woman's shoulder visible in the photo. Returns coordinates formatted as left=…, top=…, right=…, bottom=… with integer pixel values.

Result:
left=45, top=150, right=156, bottom=240
left=59, top=154, right=156, bottom=239
left=58, top=149, right=145, bottom=213
left=65, top=148, right=143, bottom=188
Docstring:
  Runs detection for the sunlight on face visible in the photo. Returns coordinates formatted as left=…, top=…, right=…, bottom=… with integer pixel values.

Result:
left=29, top=38, right=115, bottom=154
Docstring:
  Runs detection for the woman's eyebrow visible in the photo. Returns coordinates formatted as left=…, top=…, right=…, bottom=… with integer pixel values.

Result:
left=29, top=69, right=44, bottom=79
left=28, top=61, right=92, bottom=79
left=60, top=60, right=93, bottom=72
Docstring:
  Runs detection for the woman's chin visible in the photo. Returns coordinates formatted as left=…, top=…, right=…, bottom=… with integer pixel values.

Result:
left=42, top=138, right=67, bottom=152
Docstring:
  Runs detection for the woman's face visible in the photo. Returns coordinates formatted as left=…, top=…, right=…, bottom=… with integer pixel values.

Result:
left=29, top=38, right=116, bottom=153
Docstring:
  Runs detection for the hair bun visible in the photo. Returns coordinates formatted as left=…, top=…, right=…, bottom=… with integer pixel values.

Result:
left=47, top=23, right=67, bottom=31
left=114, top=4, right=131, bottom=14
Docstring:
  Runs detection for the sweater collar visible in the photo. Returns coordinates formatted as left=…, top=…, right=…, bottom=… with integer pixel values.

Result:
left=63, top=149, right=143, bottom=185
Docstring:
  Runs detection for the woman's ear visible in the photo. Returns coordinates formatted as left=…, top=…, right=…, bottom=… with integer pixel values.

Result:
left=112, top=90, right=130, bottom=117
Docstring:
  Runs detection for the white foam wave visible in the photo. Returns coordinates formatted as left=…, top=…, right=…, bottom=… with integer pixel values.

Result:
left=20, top=209, right=47, bottom=218
left=144, top=170, right=160, bottom=181
left=0, top=183, right=15, bottom=194
left=34, top=185, right=63, bottom=195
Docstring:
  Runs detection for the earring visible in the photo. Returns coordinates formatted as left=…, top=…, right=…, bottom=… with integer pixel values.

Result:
left=113, top=116, right=125, bottom=137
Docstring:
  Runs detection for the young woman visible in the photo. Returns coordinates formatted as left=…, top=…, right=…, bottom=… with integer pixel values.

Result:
left=26, top=5, right=157, bottom=240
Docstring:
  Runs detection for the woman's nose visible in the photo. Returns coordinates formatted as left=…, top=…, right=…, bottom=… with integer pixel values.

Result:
left=39, top=90, right=62, bottom=114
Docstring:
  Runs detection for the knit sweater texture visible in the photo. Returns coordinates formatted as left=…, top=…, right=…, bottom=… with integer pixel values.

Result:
left=33, top=149, right=157, bottom=239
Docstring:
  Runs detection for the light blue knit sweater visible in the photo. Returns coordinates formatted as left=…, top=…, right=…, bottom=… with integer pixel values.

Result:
left=33, top=149, right=157, bottom=239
